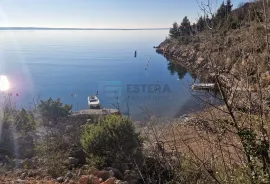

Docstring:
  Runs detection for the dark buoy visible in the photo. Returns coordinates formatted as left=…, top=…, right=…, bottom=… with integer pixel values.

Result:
left=134, top=51, right=137, bottom=58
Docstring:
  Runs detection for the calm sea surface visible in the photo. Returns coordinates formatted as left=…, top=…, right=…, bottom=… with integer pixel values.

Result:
left=0, top=30, right=201, bottom=120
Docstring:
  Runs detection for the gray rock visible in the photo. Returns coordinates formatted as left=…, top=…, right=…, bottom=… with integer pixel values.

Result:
left=19, top=158, right=33, bottom=168
left=27, top=170, right=36, bottom=177
left=65, top=125, right=73, bottom=131
left=14, top=179, right=26, bottom=184
left=111, top=163, right=129, bottom=173
left=123, top=170, right=140, bottom=182
left=123, top=174, right=133, bottom=182
left=15, top=169, right=24, bottom=177
left=129, top=179, right=140, bottom=184
left=124, top=170, right=131, bottom=175
left=56, top=176, right=64, bottom=183
left=68, top=157, right=79, bottom=167
left=65, top=171, right=73, bottom=180
left=105, top=167, right=123, bottom=179
left=130, top=170, right=139, bottom=179
left=115, top=180, right=128, bottom=184
left=68, top=145, right=86, bottom=166
left=20, top=172, right=27, bottom=180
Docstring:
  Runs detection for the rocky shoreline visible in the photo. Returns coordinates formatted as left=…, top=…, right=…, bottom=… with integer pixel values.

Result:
left=155, top=39, right=209, bottom=78
left=156, top=23, right=270, bottom=89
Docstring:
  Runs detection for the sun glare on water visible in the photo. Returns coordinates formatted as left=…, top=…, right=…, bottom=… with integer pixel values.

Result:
left=0, top=75, right=10, bottom=91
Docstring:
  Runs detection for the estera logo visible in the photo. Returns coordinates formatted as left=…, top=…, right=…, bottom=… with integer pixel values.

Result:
left=99, top=81, right=122, bottom=97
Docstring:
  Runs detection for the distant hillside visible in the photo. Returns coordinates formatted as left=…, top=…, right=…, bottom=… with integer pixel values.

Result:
left=0, top=27, right=169, bottom=31
left=156, top=0, right=270, bottom=88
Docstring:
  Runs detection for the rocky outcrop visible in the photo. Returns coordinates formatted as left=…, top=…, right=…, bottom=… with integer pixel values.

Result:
left=156, top=24, right=270, bottom=85
left=78, top=166, right=141, bottom=184
left=156, top=38, right=209, bottom=77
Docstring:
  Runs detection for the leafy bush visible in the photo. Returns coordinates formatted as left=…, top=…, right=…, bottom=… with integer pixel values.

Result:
left=180, top=36, right=191, bottom=45
left=0, top=102, right=37, bottom=159
left=38, top=98, right=72, bottom=121
left=15, top=108, right=37, bottom=136
left=0, top=120, right=15, bottom=158
left=81, top=115, right=142, bottom=166
left=35, top=130, right=68, bottom=178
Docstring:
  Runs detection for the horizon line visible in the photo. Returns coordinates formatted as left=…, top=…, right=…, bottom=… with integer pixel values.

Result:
left=0, top=26, right=170, bottom=30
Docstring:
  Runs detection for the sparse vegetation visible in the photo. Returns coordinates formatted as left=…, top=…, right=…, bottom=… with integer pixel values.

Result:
left=15, top=108, right=37, bottom=136
left=155, top=0, right=270, bottom=183
left=38, top=98, right=72, bottom=121
left=2, top=0, right=270, bottom=183
left=81, top=114, right=142, bottom=167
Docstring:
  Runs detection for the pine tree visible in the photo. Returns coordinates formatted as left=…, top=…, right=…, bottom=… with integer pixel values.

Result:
left=191, top=23, right=196, bottom=34
left=179, top=16, right=191, bottom=36
left=214, top=1, right=226, bottom=26
left=216, top=2, right=226, bottom=20
left=169, top=22, right=179, bottom=38
left=205, top=15, right=211, bottom=28
left=181, top=16, right=191, bottom=29
left=226, top=0, right=233, bottom=13
left=197, top=16, right=204, bottom=32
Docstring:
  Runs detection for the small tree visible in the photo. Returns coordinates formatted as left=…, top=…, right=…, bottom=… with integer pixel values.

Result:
left=215, top=2, right=226, bottom=22
left=15, top=108, right=37, bottom=136
left=226, top=0, right=233, bottom=13
left=38, top=98, right=72, bottom=121
left=81, top=114, right=142, bottom=166
left=197, top=16, right=205, bottom=32
left=169, top=22, right=179, bottom=38
left=191, top=23, right=197, bottom=34
left=214, top=1, right=234, bottom=27
left=179, top=16, right=191, bottom=36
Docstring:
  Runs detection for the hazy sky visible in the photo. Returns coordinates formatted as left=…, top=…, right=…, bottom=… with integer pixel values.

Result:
left=0, top=0, right=247, bottom=28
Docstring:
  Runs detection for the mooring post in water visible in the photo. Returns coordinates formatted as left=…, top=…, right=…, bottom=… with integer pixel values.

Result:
left=134, top=50, right=137, bottom=58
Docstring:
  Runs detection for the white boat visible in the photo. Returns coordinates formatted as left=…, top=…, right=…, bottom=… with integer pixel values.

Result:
left=191, top=83, right=216, bottom=90
left=88, top=95, right=100, bottom=108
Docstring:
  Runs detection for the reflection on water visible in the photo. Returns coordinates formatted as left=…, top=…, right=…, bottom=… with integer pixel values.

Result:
left=167, top=62, right=187, bottom=80
left=166, top=60, right=199, bottom=81
left=165, top=59, right=222, bottom=118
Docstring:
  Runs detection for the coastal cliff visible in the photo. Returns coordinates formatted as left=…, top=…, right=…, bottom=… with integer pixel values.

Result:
left=156, top=23, right=269, bottom=85
left=156, top=1, right=270, bottom=87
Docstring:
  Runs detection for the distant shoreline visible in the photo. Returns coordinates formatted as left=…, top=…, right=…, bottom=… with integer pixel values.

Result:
left=0, top=27, right=169, bottom=31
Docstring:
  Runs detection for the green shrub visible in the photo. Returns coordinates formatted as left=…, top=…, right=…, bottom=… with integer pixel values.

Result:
left=35, top=131, right=68, bottom=178
left=0, top=120, right=15, bottom=158
left=38, top=98, right=72, bottom=121
left=15, top=108, right=37, bottom=136
left=80, top=115, right=142, bottom=166
left=180, top=36, right=191, bottom=45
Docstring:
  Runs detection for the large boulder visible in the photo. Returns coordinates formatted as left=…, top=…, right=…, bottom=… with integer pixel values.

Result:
left=95, top=170, right=114, bottom=181
left=102, top=177, right=116, bottom=184
left=68, top=144, right=86, bottom=167
left=79, top=175, right=101, bottom=184
left=111, top=163, right=129, bottom=174
left=104, top=167, right=123, bottom=180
